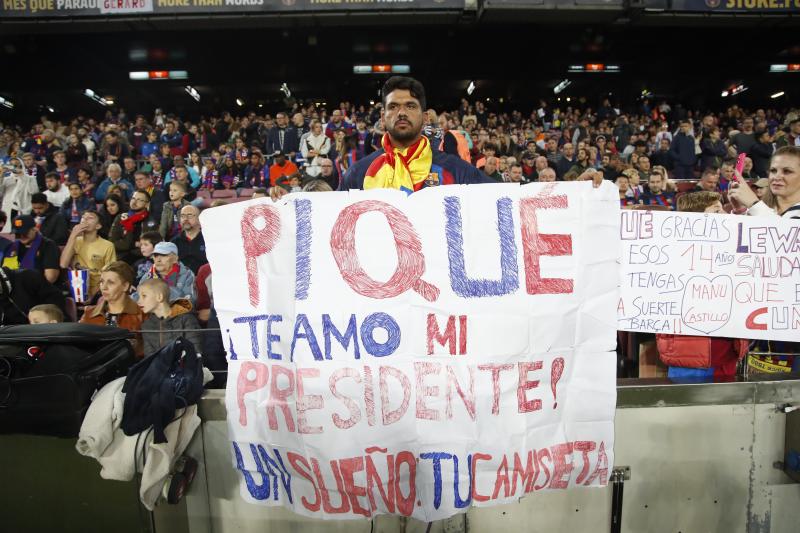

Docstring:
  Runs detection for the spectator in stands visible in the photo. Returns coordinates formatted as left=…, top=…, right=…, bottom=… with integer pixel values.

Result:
left=97, top=194, right=124, bottom=240
left=339, top=77, right=489, bottom=191
left=556, top=143, right=576, bottom=179
left=166, top=156, right=201, bottom=188
left=754, top=177, right=769, bottom=201
left=65, top=136, right=88, bottom=169
left=43, top=172, right=70, bottom=207
left=651, top=137, right=673, bottom=171
left=775, top=118, right=800, bottom=148
left=30, top=193, right=67, bottom=246
left=81, top=261, right=143, bottom=356
left=137, top=278, right=202, bottom=357
left=60, top=182, right=95, bottom=228
left=137, top=241, right=196, bottom=304
left=506, top=163, right=527, bottom=184
left=135, top=171, right=165, bottom=221
left=160, top=181, right=190, bottom=240
left=729, top=146, right=800, bottom=219
left=100, top=131, right=129, bottom=163
left=75, top=166, right=95, bottom=197
left=268, top=153, right=299, bottom=186
left=242, top=152, right=268, bottom=189
left=1, top=157, right=39, bottom=230
left=2, top=215, right=60, bottom=284
left=171, top=205, right=206, bottom=275
left=693, top=168, right=720, bottom=193
left=642, top=171, right=676, bottom=209
left=59, top=211, right=116, bottom=299
left=169, top=166, right=198, bottom=202
left=669, top=120, right=698, bottom=180
left=121, top=156, right=137, bottom=183
left=129, top=115, right=149, bottom=155
left=750, top=129, right=775, bottom=179
left=300, top=120, right=331, bottom=177
left=134, top=231, right=162, bottom=284
left=218, top=155, right=240, bottom=189
left=28, top=304, right=64, bottom=324
left=568, top=148, right=591, bottom=176
left=483, top=156, right=503, bottom=182
left=49, top=151, right=74, bottom=183
left=161, top=120, right=185, bottom=157
left=732, top=117, right=756, bottom=155
left=95, top=163, right=132, bottom=202
left=267, top=112, right=299, bottom=159
left=0, top=266, right=65, bottom=325
left=537, top=167, right=556, bottom=182
left=110, top=189, right=154, bottom=264
left=617, top=175, right=639, bottom=208
left=678, top=190, right=724, bottom=213
left=21, top=152, right=45, bottom=191
left=325, top=109, right=351, bottom=139
left=700, top=127, right=726, bottom=171
left=141, top=130, right=159, bottom=158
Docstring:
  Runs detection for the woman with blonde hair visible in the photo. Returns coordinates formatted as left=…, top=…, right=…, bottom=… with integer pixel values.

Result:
left=81, top=261, right=144, bottom=357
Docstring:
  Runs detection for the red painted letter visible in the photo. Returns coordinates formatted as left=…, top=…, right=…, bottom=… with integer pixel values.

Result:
left=519, top=196, right=574, bottom=295
left=241, top=204, right=282, bottom=307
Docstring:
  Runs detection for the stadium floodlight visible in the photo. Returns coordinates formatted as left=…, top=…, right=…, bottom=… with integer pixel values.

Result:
left=467, top=81, right=476, bottom=95
left=553, top=79, right=571, bottom=94
left=46, top=106, right=55, bottom=113
left=236, top=98, right=244, bottom=107
left=771, top=91, right=785, bottom=99
left=721, top=90, right=729, bottom=97
left=185, top=86, right=200, bottom=102
left=280, top=83, right=291, bottom=98
left=0, top=96, right=13, bottom=109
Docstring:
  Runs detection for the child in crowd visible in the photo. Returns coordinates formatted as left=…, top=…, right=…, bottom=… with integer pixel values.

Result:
left=134, top=231, right=163, bottom=283
left=29, top=304, right=64, bottom=324
left=200, top=158, right=218, bottom=191
left=137, top=278, right=203, bottom=357
left=61, top=182, right=96, bottom=228
left=160, top=181, right=189, bottom=240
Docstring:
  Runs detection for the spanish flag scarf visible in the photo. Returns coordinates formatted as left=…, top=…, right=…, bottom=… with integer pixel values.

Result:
left=363, top=134, right=432, bottom=194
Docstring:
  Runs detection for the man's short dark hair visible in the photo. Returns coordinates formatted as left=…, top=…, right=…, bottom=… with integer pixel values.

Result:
left=45, top=171, right=58, bottom=181
left=31, top=193, right=48, bottom=205
left=381, top=76, right=426, bottom=111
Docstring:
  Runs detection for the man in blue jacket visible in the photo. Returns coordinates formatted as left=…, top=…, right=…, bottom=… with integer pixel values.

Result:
left=669, top=120, right=698, bottom=180
left=339, top=76, right=491, bottom=192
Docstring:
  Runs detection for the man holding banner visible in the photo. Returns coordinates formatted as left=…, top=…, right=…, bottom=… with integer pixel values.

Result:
left=338, top=77, right=491, bottom=193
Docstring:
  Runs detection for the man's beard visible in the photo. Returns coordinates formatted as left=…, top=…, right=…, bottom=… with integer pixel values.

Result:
left=387, top=122, right=420, bottom=143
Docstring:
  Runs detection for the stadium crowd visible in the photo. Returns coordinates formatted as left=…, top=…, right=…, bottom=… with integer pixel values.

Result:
left=0, top=82, right=798, bottom=371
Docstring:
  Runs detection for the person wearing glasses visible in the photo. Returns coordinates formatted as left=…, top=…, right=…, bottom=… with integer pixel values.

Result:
left=170, top=204, right=206, bottom=275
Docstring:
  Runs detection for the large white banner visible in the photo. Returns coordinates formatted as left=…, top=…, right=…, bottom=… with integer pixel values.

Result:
left=201, top=182, right=619, bottom=521
left=618, top=210, right=800, bottom=341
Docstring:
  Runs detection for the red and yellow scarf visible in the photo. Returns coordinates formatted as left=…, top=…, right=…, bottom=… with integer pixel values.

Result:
left=363, top=134, right=432, bottom=194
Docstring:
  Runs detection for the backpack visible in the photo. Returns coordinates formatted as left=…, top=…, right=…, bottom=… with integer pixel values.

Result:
left=121, top=336, right=204, bottom=444
left=0, top=323, right=136, bottom=437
